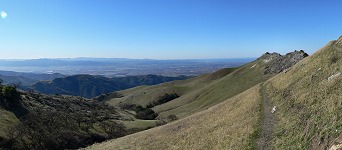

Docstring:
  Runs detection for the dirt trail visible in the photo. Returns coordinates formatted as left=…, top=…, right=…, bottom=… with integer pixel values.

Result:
left=256, top=84, right=276, bottom=150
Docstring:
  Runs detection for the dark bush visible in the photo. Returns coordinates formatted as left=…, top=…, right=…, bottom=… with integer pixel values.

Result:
left=147, top=93, right=179, bottom=108
left=167, top=114, right=178, bottom=121
left=119, top=104, right=158, bottom=120
left=2, top=86, right=19, bottom=99
left=330, top=55, right=339, bottom=64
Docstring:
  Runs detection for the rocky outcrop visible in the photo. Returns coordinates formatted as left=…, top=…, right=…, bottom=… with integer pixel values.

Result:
left=337, top=35, right=342, bottom=47
left=261, top=50, right=309, bottom=75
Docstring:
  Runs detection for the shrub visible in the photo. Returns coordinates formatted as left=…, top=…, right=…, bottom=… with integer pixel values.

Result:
left=119, top=104, right=158, bottom=120
left=2, top=86, right=19, bottom=100
left=330, top=55, right=339, bottom=64
left=147, top=93, right=180, bottom=108
left=167, top=114, right=178, bottom=121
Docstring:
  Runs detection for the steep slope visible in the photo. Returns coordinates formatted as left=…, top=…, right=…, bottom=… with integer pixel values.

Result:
left=264, top=36, right=342, bottom=149
left=102, top=51, right=307, bottom=119
left=87, top=85, right=262, bottom=150
left=30, top=74, right=189, bottom=98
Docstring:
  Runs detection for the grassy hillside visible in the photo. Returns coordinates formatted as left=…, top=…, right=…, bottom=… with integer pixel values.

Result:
left=103, top=59, right=272, bottom=119
left=264, top=36, right=342, bottom=149
left=87, top=38, right=342, bottom=150
left=102, top=51, right=307, bottom=120
left=87, top=85, right=262, bottom=150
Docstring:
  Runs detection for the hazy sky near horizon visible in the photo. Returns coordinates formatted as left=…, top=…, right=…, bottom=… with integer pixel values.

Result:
left=0, top=0, right=342, bottom=59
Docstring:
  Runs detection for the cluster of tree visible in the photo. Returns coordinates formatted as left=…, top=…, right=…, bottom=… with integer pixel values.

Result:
left=119, top=103, right=158, bottom=120
left=0, top=79, right=130, bottom=150
left=1, top=109, right=126, bottom=150
left=0, top=79, right=21, bottom=107
left=146, top=93, right=180, bottom=108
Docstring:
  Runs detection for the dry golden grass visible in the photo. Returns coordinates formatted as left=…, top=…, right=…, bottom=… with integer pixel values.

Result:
left=86, top=85, right=261, bottom=150
left=105, top=59, right=271, bottom=119
left=265, top=38, right=342, bottom=149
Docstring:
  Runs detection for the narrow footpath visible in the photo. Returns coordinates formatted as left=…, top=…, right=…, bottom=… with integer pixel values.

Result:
left=256, top=84, right=276, bottom=150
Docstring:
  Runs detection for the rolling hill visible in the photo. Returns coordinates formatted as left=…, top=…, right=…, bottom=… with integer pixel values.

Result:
left=0, top=71, right=65, bottom=86
left=0, top=70, right=65, bottom=81
left=0, top=74, right=37, bottom=86
left=87, top=36, right=342, bottom=149
left=29, top=75, right=190, bottom=98
left=99, top=50, right=307, bottom=119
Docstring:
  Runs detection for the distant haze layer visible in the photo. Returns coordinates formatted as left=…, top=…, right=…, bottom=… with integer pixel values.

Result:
left=0, top=58, right=254, bottom=76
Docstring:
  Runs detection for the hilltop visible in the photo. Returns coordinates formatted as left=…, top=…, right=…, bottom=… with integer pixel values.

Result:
left=87, top=36, right=342, bottom=149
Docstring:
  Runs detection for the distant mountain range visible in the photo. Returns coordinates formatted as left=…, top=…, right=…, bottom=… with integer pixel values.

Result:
left=27, top=74, right=190, bottom=98
left=0, top=70, right=190, bottom=98
left=0, top=70, right=65, bottom=81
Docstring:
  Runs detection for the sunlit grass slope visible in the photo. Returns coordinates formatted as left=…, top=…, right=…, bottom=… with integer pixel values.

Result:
left=87, top=85, right=261, bottom=150
left=105, top=59, right=272, bottom=119
left=264, top=36, right=342, bottom=149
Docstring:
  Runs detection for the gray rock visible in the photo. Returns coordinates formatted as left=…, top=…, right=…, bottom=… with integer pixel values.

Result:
left=262, top=50, right=309, bottom=75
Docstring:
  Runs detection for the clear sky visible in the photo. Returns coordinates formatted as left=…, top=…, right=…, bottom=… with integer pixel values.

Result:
left=0, top=0, right=342, bottom=59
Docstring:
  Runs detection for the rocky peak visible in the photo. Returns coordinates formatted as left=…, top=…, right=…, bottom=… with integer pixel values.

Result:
left=263, top=50, right=309, bottom=75
left=259, top=52, right=281, bottom=60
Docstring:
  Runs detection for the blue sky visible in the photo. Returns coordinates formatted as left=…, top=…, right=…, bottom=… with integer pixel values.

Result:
left=0, top=0, right=342, bottom=59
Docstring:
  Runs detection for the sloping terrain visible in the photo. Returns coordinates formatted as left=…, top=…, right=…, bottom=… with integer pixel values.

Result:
left=87, top=85, right=262, bottom=150
left=264, top=36, right=342, bottom=149
left=101, top=51, right=307, bottom=119
left=30, top=74, right=189, bottom=98
left=86, top=36, right=342, bottom=150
